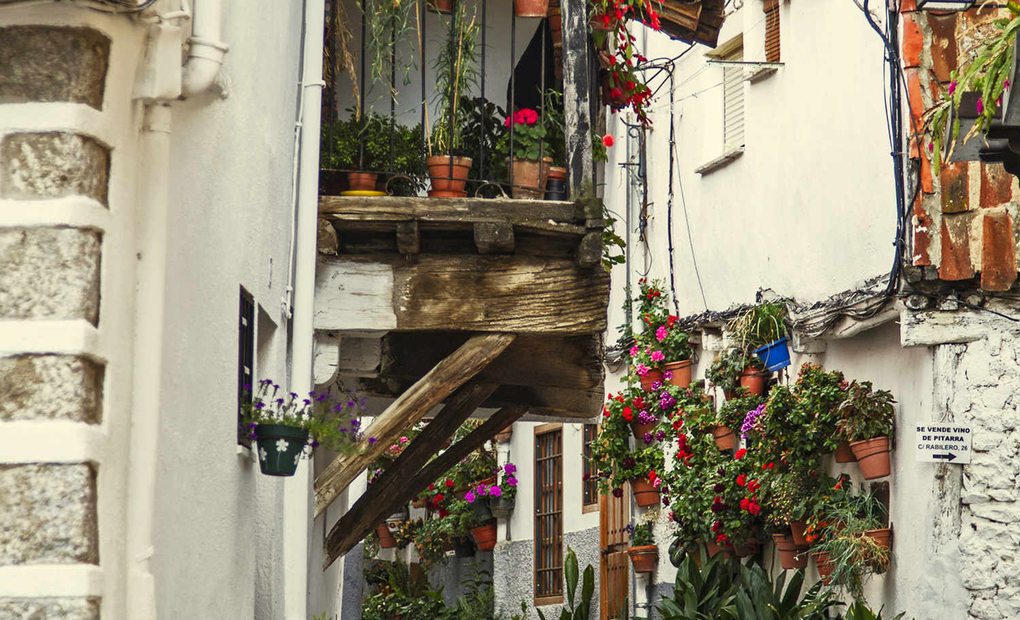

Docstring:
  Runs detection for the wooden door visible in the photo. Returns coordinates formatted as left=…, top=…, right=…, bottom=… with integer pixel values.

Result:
left=599, top=485, right=629, bottom=620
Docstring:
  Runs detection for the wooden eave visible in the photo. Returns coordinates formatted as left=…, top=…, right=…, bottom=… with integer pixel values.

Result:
left=650, top=0, right=727, bottom=48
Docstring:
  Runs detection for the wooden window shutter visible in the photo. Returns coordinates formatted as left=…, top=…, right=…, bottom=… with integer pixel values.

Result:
left=722, top=45, right=745, bottom=150
left=764, top=0, right=780, bottom=63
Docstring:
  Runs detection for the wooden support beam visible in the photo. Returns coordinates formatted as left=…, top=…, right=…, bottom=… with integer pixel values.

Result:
left=560, top=0, right=594, bottom=194
left=473, top=222, right=515, bottom=254
left=323, top=404, right=528, bottom=568
left=396, top=221, right=420, bottom=255
left=313, top=332, right=517, bottom=516
left=315, top=255, right=609, bottom=335
left=319, top=195, right=581, bottom=224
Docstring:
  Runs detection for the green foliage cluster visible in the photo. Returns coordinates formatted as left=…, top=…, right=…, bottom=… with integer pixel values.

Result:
left=729, top=302, right=788, bottom=353
left=835, top=381, right=896, bottom=443
left=320, top=111, right=427, bottom=190
left=537, top=548, right=595, bottom=620
left=706, top=350, right=752, bottom=394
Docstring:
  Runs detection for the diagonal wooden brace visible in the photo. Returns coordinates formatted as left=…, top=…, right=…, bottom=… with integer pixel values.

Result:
left=323, top=403, right=528, bottom=568
left=314, top=332, right=516, bottom=517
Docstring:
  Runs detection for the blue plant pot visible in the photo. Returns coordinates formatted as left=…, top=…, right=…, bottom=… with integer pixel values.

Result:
left=754, top=337, right=791, bottom=372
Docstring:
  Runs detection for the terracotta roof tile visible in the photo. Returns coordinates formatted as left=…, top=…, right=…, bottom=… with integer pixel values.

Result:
left=980, top=211, right=1017, bottom=291
left=939, top=213, right=976, bottom=281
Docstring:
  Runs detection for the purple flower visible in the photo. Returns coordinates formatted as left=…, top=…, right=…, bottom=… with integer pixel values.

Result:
left=504, top=463, right=517, bottom=476
left=623, top=457, right=636, bottom=469
left=643, top=432, right=654, bottom=445
left=489, top=485, right=502, bottom=498
left=651, top=381, right=662, bottom=391
left=659, top=392, right=676, bottom=411
left=740, top=403, right=767, bottom=440
left=977, top=98, right=985, bottom=114
left=255, top=401, right=265, bottom=410
left=465, top=490, right=477, bottom=503
left=637, top=410, right=656, bottom=425
left=368, top=437, right=378, bottom=445
left=506, top=475, right=518, bottom=487
left=612, top=488, right=624, bottom=498
left=713, top=483, right=725, bottom=493
left=655, top=430, right=666, bottom=441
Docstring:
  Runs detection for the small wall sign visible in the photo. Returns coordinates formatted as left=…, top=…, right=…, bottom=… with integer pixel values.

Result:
left=915, top=424, right=972, bottom=464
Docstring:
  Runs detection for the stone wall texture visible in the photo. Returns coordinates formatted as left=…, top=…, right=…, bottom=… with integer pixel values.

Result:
left=0, top=598, right=100, bottom=620
left=1, top=132, right=110, bottom=205
left=0, top=355, right=103, bottom=423
left=0, top=228, right=101, bottom=323
left=0, top=26, right=109, bottom=108
left=0, top=464, right=98, bottom=565
left=939, top=329, right=1020, bottom=619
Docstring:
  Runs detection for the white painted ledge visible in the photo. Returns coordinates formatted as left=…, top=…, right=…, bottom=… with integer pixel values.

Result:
left=747, top=65, right=779, bottom=83
left=0, top=421, right=105, bottom=464
left=694, top=147, right=745, bottom=175
left=0, top=564, right=103, bottom=597
left=0, top=320, right=103, bottom=359
left=0, top=196, right=110, bottom=231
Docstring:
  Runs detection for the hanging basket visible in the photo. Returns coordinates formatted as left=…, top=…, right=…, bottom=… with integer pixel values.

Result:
left=772, top=534, right=808, bottom=570
left=254, top=424, right=309, bottom=477
left=738, top=367, right=768, bottom=396
left=627, top=545, right=659, bottom=573
left=631, top=477, right=661, bottom=507
left=754, top=337, right=791, bottom=372
left=850, top=436, right=892, bottom=479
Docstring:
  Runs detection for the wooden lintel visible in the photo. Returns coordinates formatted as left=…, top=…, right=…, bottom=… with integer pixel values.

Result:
left=319, top=195, right=581, bottom=224
left=315, top=255, right=609, bottom=335
left=323, top=404, right=528, bottom=568
left=396, top=221, right=420, bottom=255
left=313, top=332, right=516, bottom=516
left=473, top=222, right=515, bottom=254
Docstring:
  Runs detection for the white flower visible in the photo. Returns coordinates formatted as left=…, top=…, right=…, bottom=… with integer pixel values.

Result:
left=294, top=454, right=301, bottom=465
left=275, top=439, right=289, bottom=453
left=259, top=447, right=267, bottom=462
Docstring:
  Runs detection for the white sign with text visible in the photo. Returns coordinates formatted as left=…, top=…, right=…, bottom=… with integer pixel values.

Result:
left=914, top=424, right=972, bottom=464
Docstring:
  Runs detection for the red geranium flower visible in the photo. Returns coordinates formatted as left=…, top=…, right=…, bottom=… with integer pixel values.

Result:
left=735, top=474, right=747, bottom=487
left=602, top=134, right=615, bottom=148
left=734, top=448, right=747, bottom=460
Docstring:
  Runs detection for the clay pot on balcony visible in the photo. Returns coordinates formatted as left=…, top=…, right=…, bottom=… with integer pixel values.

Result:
left=510, top=156, right=552, bottom=199
left=627, top=545, right=659, bottom=573
left=347, top=171, right=378, bottom=192
left=427, top=155, right=472, bottom=198
left=711, top=425, right=737, bottom=451
left=631, top=477, right=660, bottom=507
left=739, top=366, right=768, bottom=396
left=664, top=359, right=693, bottom=388
left=850, top=436, right=892, bottom=479
left=514, top=0, right=549, bottom=17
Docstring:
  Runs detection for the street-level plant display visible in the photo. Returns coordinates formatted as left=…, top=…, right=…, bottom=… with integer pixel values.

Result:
left=630, top=279, right=692, bottom=390
left=729, top=301, right=790, bottom=372
left=240, top=379, right=366, bottom=476
left=361, top=560, right=452, bottom=620
left=626, top=518, right=658, bottom=573
left=836, top=381, right=896, bottom=479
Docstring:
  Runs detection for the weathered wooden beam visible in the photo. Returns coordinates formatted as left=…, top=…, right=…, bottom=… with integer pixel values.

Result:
left=323, top=404, right=528, bottom=568
left=396, top=220, right=420, bottom=254
left=319, top=195, right=581, bottom=224
left=313, top=332, right=517, bottom=516
left=473, top=222, right=515, bottom=254
left=315, top=255, right=609, bottom=335
left=577, top=232, right=602, bottom=269
left=560, top=0, right=594, bottom=194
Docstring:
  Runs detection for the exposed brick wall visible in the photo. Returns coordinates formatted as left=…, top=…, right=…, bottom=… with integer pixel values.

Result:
left=902, top=6, right=1019, bottom=290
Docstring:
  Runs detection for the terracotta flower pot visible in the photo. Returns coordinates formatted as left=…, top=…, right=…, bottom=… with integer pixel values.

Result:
left=865, top=527, right=893, bottom=550
left=470, top=521, right=498, bottom=551
left=347, top=171, right=378, bottom=192
left=712, top=425, right=737, bottom=451
left=772, top=534, right=808, bottom=570
left=638, top=368, right=664, bottom=391
left=739, top=367, right=768, bottom=396
left=631, top=420, right=657, bottom=442
left=427, top=155, right=472, bottom=198
left=850, top=436, right=892, bottom=479
left=812, top=550, right=835, bottom=584
left=514, top=0, right=549, bottom=17
left=627, top=545, right=659, bottom=573
left=834, top=441, right=858, bottom=463
left=705, top=539, right=724, bottom=557
left=789, top=520, right=808, bottom=546
left=631, top=477, right=661, bottom=507
left=723, top=388, right=737, bottom=400
left=510, top=157, right=552, bottom=199
left=427, top=0, right=453, bottom=13
left=376, top=523, right=397, bottom=549
left=664, top=359, right=693, bottom=388
left=732, top=538, right=759, bottom=558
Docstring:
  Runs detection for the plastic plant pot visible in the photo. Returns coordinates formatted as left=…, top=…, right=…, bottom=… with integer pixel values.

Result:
left=754, top=337, right=791, bottom=372
left=254, top=424, right=309, bottom=476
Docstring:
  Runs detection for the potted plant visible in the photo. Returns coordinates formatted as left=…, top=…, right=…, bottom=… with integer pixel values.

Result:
left=706, top=349, right=745, bottom=398
left=738, top=356, right=769, bottom=397
left=320, top=112, right=428, bottom=195
left=427, top=2, right=479, bottom=198
left=836, top=381, right=896, bottom=479
left=626, top=520, right=658, bottom=573
left=515, top=0, right=549, bottom=17
left=630, top=279, right=692, bottom=390
left=464, top=489, right=498, bottom=551
left=712, top=392, right=763, bottom=452
left=499, top=107, right=553, bottom=198
left=489, top=462, right=519, bottom=518
left=240, top=379, right=365, bottom=477
left=374, top=522, right=397, bottom=549
left=588, top=0, right=659, bottom=123
left=622, top=447, right=665, bottom=507
left=730, top=301, right=790, bottom=373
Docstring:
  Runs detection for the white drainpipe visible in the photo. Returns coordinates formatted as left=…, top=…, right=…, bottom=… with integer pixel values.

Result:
left=126, top=102, right=173, bottom=620
left=283, top=0, right=326, bottom=615
left=181, top=0, right=229, bottom=97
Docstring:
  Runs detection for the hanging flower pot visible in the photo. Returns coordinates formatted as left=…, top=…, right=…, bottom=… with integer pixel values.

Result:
left=812, top=550, right=835, bottom=584
left=490, top=496, right=515, bottom=519
left=850, top=436, right=892, bottom=479
left=738, top=366, right=768, bottom=396
left=427, top=155, right=472, bottom=198
left=834, top=441, right=858, bottom=463
left=509, top=156, right=552, bottom=199
left=514, top=0, right=549, bottom=17
left=627, top=545, right=659, bottom=573
left=254, top=424, right=309, bottom=477
left=452, top=535, right=476, bottom=557
left=789, top=520, right=808, bottom=546
left=376, top=523, right=397, bottom=549
left=630, top=420, right=657, bottom=442
left=631, top=477, right=660, bottom=507
left=772, top=534, right=808, bottom=570
left=638, top=368, right=664, bottom=391
left=865, top=527, right=893, bottom=551
left=711, top=425, right=737, bottom=451
left=470, top=521, right=498, bottom=551
left=347, top=171, right=378, bottom=192
left=754, top=337, right=791, bottom=372
left=664, top=359, right=693, bottom=388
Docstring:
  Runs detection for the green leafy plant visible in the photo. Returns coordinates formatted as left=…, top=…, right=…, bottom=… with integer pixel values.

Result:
left=628, top=521, right=655, bottom=546
left=810, top=483, right=890, bottom=601
left=716, top=392, right=764, bottom=434
left=729, top=302, right=788, bottom=353
left=835, top=381, right=896, bottom=443
left=499, top=107, right=552, bottom=162
left=591, top=386, right=644, bottom=493
left=706, top=350, right=749, bottom=394
left=536, top=547, right=595, bottom=620
left=459, top=96, right=508, bottom=181
left=413, top=515, right=454, bottom=569
left=841, top=602, right=907, bottom=620
left=320, top=111, right=427, bottom=191
left=793, top=364, right=847, bottom=453
left=733, top=564, right=842, bottom=620
left=240, top=379, right=366, bottom=455
left=630, top=279, right=691, bottom=374
left=361, top=560, right=452, bottom=620
left=657, top=550, right=739, bottom=620
left=452, top=569, right=497, bottom=620
left=430, top=1, right=480, bottom=155
left=355, top=0, right=419, bottom=86
left=926, top=4, right=1020, bottom=167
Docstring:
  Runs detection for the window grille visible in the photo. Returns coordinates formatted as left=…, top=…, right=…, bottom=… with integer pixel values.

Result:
left=582, top=424, right=598, bottom=509
left=237, top=289, right=255, bottom=445
left=535, top=424, right=563, bottom=603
